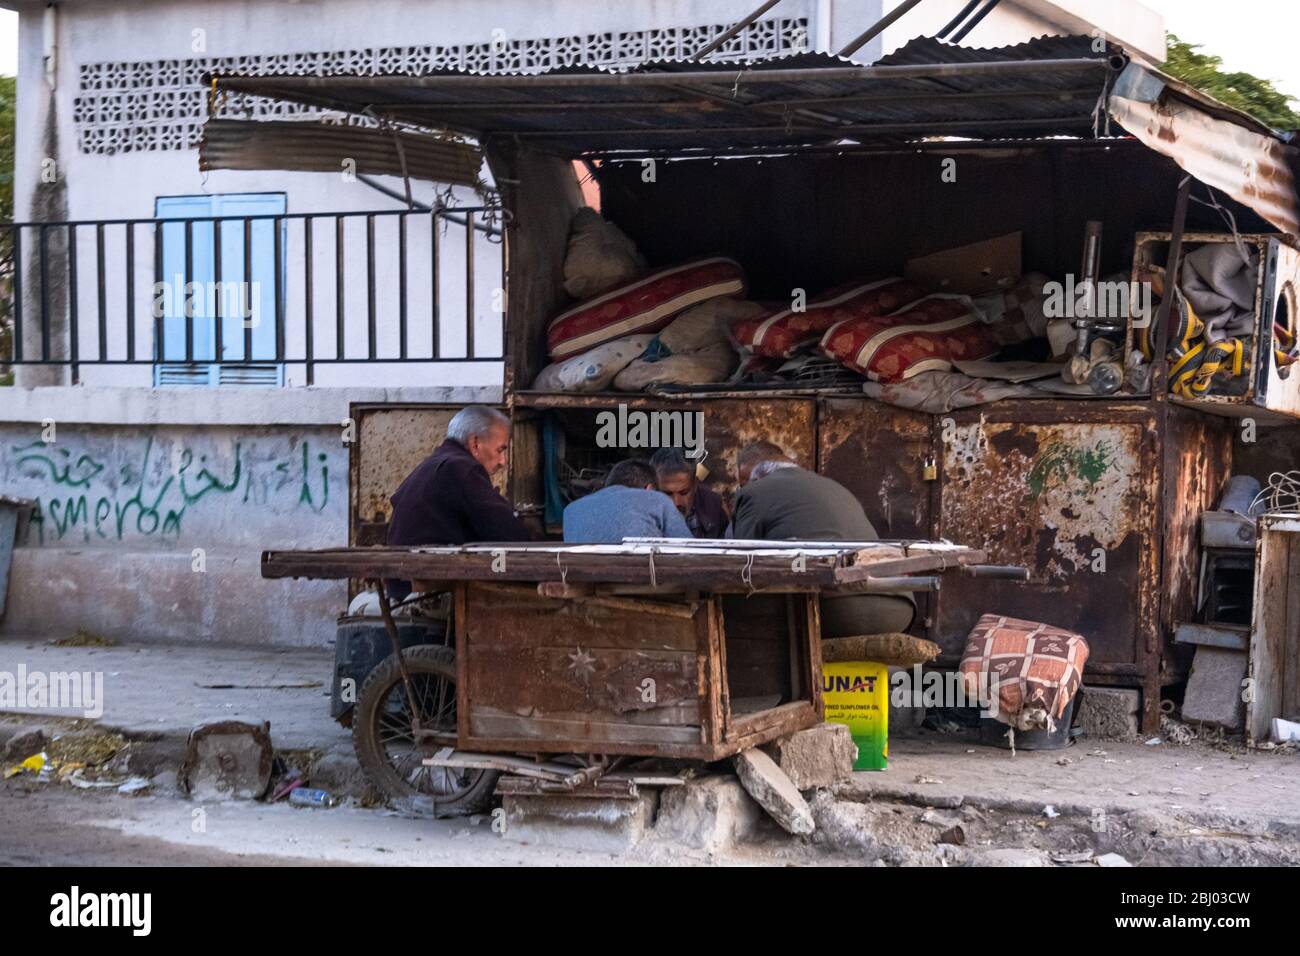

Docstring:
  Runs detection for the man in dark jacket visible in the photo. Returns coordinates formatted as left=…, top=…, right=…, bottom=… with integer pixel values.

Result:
left=649, top=447, right=729, bottom=539
left=730, top=440, right=915, bottom=637
left=385, top=405, right=531, bottom=600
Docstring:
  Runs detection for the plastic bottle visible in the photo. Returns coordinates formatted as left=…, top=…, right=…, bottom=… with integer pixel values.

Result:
left=288, top=786, right=339, bottom=808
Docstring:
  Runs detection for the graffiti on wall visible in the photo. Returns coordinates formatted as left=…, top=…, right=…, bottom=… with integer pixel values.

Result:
left=4, top=434, right=332, bottom=546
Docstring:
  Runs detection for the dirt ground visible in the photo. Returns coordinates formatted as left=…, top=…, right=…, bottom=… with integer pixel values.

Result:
left=3, top=730, right=1297, bottom=867
left=2, top=638, right=1296, bottom=866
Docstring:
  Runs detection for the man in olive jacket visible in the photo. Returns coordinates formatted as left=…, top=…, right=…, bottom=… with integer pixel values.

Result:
left=730, top=441, right=915, bottom=637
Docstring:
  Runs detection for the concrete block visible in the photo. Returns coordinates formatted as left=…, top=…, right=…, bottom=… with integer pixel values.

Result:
left=763, top=722, right=857, bottom=791
left=1182, top=647, right=1247, bottom=729
left=733, top=748, right=815, bottom=836
left=654, top=774, right=762, bottom=852
left=808, top=792, right=880, bottom=856
left=1076, top=686, right=1141, bottom=738
left=2, top=726, right=49, bottom=762
left=501, top=792, right=658, bottom=854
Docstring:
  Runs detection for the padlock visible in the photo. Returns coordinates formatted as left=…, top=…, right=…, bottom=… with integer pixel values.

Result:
left=923, top=455, right=937, bottom=481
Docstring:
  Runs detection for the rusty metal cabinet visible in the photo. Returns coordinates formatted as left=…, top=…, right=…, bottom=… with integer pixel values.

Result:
left=816, top=397, right=1231, bottom=732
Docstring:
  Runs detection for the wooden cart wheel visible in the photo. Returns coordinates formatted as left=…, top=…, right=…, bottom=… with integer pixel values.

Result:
left=352, top=644, right=499, bottom=816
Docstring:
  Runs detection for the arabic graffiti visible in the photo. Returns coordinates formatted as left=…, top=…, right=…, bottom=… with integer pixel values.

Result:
left=5, top=433, right=333, bottom=545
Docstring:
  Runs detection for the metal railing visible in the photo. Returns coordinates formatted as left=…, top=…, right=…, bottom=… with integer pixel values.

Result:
left=0, top=205, right=506, bottom=385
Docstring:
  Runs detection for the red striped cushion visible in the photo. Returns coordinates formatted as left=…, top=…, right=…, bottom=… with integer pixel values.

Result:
left=819, top=295, right=999, bottom=382
left=547, top=258, right=746, bottom=360
left=733, top=277, right=928, bottom=359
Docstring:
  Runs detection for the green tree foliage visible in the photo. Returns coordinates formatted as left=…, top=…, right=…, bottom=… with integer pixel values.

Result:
left=1163, top=33, right=1300, bottom=131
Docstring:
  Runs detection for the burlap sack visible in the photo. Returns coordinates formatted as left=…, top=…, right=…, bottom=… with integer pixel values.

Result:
left=613, top=341, right=737, bottom=391
left=531, top=334, right=653, bottom=392
left=658, top=296, right=767, bottom=355
left=562, top=207, right=648, bottom=300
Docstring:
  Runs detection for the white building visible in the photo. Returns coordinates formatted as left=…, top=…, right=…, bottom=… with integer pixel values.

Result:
left=0, top=0, right=1165, bottom=647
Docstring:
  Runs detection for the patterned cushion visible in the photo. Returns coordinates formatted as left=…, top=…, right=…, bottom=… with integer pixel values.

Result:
left=732, top=277, right=928, bottom=359
left=958, top=614, right=1090, bottom=730
left=818, top=294, right=1000, bottom=382
left=547, top=257, right=745, bottom=360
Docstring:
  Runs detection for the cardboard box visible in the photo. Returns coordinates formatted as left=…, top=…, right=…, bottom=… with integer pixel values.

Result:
left=904, top=232, right=1022, bottom=295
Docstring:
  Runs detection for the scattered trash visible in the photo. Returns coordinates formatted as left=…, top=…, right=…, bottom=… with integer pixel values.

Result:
left=65, top=768, right=118, bottom=789
left=272, top=777, right=305, bottom=802
left=938, top=825, right=965, bottom=845
left=1094, top=853, right=1132, bottom=867
left=4, top=751, right=47, bottom=779
left=118, top=777, right=151, bottom=795
left=1056, top=757, right=1073, bottom=766
left=914, top=775, right=943, bottom=785
left=1051, top=850, right=1094, bottom=864
left=1043, top=805, right=1059, bottom=818
left=289, top=787, right=339, bottom=808
left=1144, top=737, right=1163, bottom=746
left=50, top=629, right=118, bottom=647
left=48, top=732, right=125, bottom=768
left=1160, top=715, right=1196, bottom=745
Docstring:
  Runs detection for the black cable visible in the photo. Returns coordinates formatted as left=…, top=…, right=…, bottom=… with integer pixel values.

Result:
left=950, top=0, right=1002, bottom=43
left=937, top=0, right=981, bottom=39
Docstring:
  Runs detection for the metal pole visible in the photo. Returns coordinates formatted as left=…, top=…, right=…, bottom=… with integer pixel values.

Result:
left=691, top=0, right=782, bottom=61
left=838, top=0, right=927, bottom=57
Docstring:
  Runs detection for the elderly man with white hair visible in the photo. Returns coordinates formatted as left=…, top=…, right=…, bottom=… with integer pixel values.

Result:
left=383, top=405, right=532, bottom=601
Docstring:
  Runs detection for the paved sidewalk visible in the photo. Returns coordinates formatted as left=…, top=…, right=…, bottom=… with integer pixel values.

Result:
left=0, top=637, right=349, bottom=752
left=840, top=733, right=1300, bottom=835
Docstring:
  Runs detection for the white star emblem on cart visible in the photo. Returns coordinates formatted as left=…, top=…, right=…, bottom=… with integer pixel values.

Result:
left=567, top=647, right=596, bottom=679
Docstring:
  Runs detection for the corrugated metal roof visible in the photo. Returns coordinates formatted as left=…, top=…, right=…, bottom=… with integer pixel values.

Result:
left=209, top=35, right=1124, bottom=154
left=199, top=119, right=483, bottom=186
left=204, top=34, right=1299, bottom=232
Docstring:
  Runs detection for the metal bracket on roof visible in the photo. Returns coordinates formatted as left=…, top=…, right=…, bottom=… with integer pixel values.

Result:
left=1112, top=63, right=1167, bottom=104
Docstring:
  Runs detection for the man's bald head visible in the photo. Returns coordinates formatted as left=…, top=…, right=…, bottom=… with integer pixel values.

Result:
left=737, top=441, right=793, bottom=486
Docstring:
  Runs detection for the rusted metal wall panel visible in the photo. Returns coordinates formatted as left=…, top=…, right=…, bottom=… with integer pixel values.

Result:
left=818, top=397, right=932, bottom=540
left=512, top=395, right=817, bottom=509
left=350, top=403, right=507, bottom=547
left=701, top=398, right=816, bottom=503
left=933, top=403, right=1160, bottom=678
left=1162, top=406, right=1233, bottom=644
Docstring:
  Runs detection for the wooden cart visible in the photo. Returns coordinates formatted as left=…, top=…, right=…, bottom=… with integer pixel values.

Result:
left=262, top=539, right=1000, bottom=811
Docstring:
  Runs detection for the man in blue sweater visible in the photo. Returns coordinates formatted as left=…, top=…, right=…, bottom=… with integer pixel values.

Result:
left=563, top=459, right=691, bottom=544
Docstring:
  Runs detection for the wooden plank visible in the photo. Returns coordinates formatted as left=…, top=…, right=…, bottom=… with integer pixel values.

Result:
left=722, top=701, right=820, bottom=755
left=1248, top=524, right=1292, bottom=744
left=831, top=549, right=988, bottom=585
left=263, top=547, right=841, bottom=590
left=1285, top=533, right=1300, bottom=728
left=805, top=593, right=825, bottom=719
left=699, top=598, right=727, bottom=747
left=455, top=582, right=470, bottom=745
left=463, top=582, right=701, bottom=652
left=466, top=645, right=698, bottom=719
left=468, top=708, right=703, bottom=746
